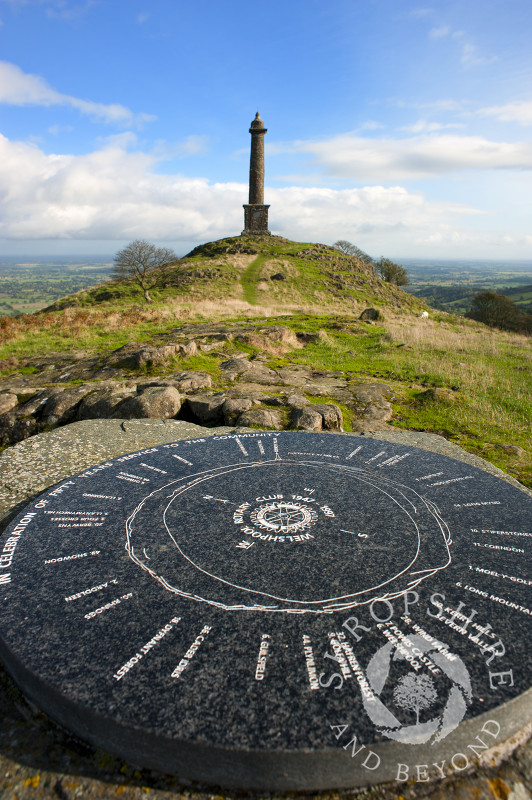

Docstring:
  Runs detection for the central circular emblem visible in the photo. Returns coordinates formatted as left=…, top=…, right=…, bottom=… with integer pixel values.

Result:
left=250, top=502, right=317, bottom=533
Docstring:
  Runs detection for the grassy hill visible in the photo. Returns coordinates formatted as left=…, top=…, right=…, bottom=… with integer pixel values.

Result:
left=46, top=235, right=425, bottom=315
left=0, top=235, right=530, bottom=487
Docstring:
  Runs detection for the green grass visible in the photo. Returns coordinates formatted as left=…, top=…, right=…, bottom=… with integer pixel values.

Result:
left=0, top=235, right=529, bottom=487
left=240, top=254, right=270, bottom=304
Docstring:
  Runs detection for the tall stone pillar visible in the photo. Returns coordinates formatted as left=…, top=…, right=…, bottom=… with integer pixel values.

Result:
left=242, top=112, right=270, bottom=235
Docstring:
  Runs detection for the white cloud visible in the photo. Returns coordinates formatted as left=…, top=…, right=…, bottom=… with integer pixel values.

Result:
left=400, top=120, right=464, bottom=133
left=296, top=133, right=532, bottom=181
left=429, top=25, right=451, bottom=39
left=392, top=98, right=466, bottom=113
left=409, top=8, right=434, bottom=18
left=359, top=120, right=385, bottom=131
left=461, top=42, right=498, bottom=67
left=478, top=101, right=532, bottom=126
left=45, top=1, right=97, bottom=21
left=0, top=61, right=155, bottom=126
left=0, top=134, right=481, bottom=251
left=151, top=135, right=209, bottom=160
left=48, top=123, right=73, bottom=135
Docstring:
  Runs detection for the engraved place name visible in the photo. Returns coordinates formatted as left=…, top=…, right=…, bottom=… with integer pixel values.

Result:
left=473, top=542, right=524, bottom=553
left=472, top=528, right=532, bottom=538
left=84, top=591, right=133, bottom=620
left=43, top=510, right=108, bottom=528
left=116, top=472, right=150, bottom=484
left=113, top=616, right=181, bottom=681
left=453, top=501, right=501, bottom=508
left=65, top=578, right=119, bottom=602
left=171, top=625, right=213, bottom=679
left=469, top=565, right=532, bottom=586
left=44, top=550, right=101, bottom=565
left=428, top=476, right=474, bottom=487
left=254, top=634, right=271, bottom=681
left=139, top=462, right=168, bottom=474
left=302, top=635, right=319, bottom=690
left=375, top=622, right=442, bottom=674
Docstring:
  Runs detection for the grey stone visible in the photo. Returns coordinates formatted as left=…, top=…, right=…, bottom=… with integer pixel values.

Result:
left=179, top=341, right=197, bottom=358
left=41, top=385, right=93, bottom=425
left=222, top=397, right=253, bottom=425
left=0, top=412, right=38, bottom=447
left=287, top=393, right=309, bottom=408
left=17, top=389, right=63, bottom=418
left=0, top=393, right=17, bottom=414
left=352, top=383, right=394, bottom=402
left=350, top=418, right=391, bottom=432
left=220, top=357, right=250, bottom=377
left=261, top=395, right=284, bottom=406
left=360, top=307, right=381, bottom=321
left=171, top=371, right=212, bottom=391
left=123, top=345, right=179, bottom=369
left=358, top=401, right=393, bottom=421
left=309, top=403, right=343, bottom=430
left=291, top=406, right=323, bottom=430
left=262, top=325, right=301, bottom=348
left=186, top=393, right=226, bottom=423
left=239, top=362, right=279, bottom=383
left=115, top=386, right=181, bottom=420
left=77, top=387, right=137, bottom=420
left=236, top=407, right=283, bottom=429
left=270, top=272, right=286, bottom=280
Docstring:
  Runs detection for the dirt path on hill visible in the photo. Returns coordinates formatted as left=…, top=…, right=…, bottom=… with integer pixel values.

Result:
left=240, top=254, right=268, bottom=304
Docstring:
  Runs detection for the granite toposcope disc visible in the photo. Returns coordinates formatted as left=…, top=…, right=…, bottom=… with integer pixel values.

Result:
left=0, top=432, right=531, bottom=791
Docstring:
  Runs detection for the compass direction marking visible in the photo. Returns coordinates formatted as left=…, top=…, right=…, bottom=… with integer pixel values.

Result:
left=429, top=475, right=474, bottom=487
left=377, top=453, right=411, bottom=468
left=139, top=462, right=168, bottom=475
left=172, top=455, right=193, bottom=466
left=415, top=472, right=443, bottom=482
left=202, top=495, right=238, bottom=506
left=345, top=446, right=362, bottom=460
left=340, top=529, right=369, bottom=539
left=236, top=540, right=254, bottom=550
left=235, top=437, right=249, bottom=456
left=365, top=451, right=386, bottom=464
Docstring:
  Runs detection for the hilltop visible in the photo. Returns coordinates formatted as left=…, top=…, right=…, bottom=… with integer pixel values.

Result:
left=0, top=235, right=530, bottom=487
left=45, top=235, right=424, bottom=317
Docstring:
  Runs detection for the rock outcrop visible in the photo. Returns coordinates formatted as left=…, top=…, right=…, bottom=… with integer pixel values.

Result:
left=0, top=321, right=400, bottom=448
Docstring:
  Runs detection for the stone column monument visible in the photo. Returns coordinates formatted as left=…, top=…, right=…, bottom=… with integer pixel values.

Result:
left=242, top=112, right=271, bottom=235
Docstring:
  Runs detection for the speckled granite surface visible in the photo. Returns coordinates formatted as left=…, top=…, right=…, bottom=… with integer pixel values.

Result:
left=0, top=421, right=530, bottom=799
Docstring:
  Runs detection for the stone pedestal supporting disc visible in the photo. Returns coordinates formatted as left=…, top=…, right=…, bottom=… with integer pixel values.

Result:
left=0, top=433, right=530, bottom=791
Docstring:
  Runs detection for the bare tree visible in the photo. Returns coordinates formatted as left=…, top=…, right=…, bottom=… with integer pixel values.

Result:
left=112, top=240, right=177, bottom=303
left=375, top=257, right=409, bottom=286
left=393, top=673, right=437, bottom=725
left=333, top=240, right=373, bottom=264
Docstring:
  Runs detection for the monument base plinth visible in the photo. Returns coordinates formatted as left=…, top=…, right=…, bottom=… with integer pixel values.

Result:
left=242, top=204, right=271, bottom=235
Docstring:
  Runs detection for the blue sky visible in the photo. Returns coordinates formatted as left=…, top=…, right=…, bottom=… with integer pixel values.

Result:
left=1, top=0, right=531, bottom=259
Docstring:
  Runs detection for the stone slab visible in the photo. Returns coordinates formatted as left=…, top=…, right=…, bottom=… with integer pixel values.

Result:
left=0, top=426, right=530, bottom=791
